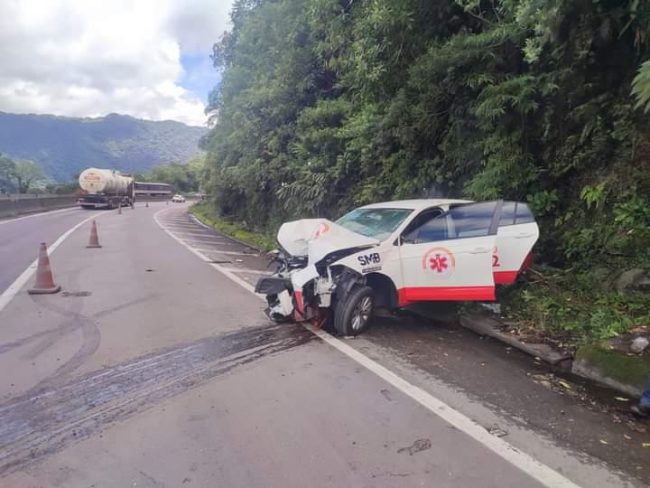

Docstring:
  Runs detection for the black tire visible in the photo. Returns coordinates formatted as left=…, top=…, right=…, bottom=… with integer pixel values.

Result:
left=334, top=285, right=374, bottom=336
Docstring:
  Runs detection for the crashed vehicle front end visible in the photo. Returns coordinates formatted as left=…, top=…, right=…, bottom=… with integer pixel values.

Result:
left=254, top=219, right=379, bottom=326
left=256, top=199, right=539, bottom=336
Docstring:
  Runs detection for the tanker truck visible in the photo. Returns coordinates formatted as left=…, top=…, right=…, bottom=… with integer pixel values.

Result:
left=77, top=168, right=135, bottom=209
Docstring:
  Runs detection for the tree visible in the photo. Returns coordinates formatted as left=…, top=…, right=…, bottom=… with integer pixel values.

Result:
left=633, top=60, right=650, bottom=113
left=13, top=160, right=45, bottom=193
left=203, top=0, right=650, bottom=267
left=0, top=154, right=17, bottom=193
left=140, top=154, right=206, bottom=193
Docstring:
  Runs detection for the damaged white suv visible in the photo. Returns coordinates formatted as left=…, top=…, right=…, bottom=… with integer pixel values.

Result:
left=255, top=199, right=539, bottom=336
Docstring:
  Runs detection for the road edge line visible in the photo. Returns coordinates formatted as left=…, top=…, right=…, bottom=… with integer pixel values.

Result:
left=153, top=207, right=581, bottom=488
left=0, top=211, right=103, bottom=313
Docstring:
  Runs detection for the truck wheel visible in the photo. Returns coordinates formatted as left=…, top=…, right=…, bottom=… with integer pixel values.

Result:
left=334, top=285, right=374, bottom=336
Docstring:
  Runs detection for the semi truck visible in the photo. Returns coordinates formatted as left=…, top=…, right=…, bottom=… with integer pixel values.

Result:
left=77, top=168, right=134, bottom=209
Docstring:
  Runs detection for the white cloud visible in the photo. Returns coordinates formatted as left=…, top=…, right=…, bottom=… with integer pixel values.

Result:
left=0, top=0, right=233, bottom=126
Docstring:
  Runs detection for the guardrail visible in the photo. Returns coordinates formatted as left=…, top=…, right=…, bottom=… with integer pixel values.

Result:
left=0, top=194, right=78, bottom=219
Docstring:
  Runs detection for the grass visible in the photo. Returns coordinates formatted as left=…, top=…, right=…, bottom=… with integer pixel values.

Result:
left=501, top=266, right=650, bottom=348
left=190, top=202, right=276, bottom=252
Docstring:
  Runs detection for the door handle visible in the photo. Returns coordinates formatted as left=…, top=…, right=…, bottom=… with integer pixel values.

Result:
left=515, top=233, right=534, bottom=238
left=469, top=247, right=490, bottom=254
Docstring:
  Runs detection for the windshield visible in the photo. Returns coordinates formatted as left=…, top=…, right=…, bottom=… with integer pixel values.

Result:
left=336, top=208, right=413, bottom=240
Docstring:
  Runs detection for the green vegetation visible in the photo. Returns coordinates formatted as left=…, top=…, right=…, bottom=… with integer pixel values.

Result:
left=200, top=0, right=650, bottom=344
left=138, top=154, right=207, bottom=193
left=191, top=203, right=276, bottom=251
left=0, top=112, right=206, bottom=182
left=575, top=345, right=650, bottom=389
left=503, top=267, right=650, bottom=344
left=0, top=154, right=46, bottom=193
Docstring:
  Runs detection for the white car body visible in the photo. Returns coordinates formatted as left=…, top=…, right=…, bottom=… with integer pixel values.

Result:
left=256, top=199, right=539, bottom=334
left=171, top=194, right=185, bottom=203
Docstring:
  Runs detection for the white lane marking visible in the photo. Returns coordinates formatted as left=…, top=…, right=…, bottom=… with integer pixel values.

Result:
left=178, top=234, right=228, bottom=240
left=154, top=208, right=580, bottom=488
left=219, top=267, right=270, bottom=275
left=183, top=240, right=236, bottom=246
left=191, top=249, right=260, bottom=256
left=0, top=206, right=78, bottom=225
left=162, top=226, right=209, bottom=231
left=154, top=209, right=260, bottom=296
left=0, top=212, right=103, bottom=313
left=173, top=232, right=225, bottom=238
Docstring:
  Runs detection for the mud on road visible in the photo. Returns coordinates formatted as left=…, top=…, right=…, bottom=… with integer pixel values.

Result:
left=0, top=324, right=313, bottom=476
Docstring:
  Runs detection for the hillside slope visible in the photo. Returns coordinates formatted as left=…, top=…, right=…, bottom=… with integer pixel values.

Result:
left=0, top=112, right=206, bottom=181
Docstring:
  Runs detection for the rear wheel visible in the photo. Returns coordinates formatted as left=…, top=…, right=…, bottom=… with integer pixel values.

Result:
left=334, top=285, right=374, bottom=336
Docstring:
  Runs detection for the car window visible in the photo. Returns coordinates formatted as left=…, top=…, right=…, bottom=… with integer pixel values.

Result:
left=515, top=203, right=535, bottom=224
left=402, top=208, right=445, bottom=243
left=499, top=201, right=516, bottom=226
left=336, top=208, right=413, bottom=240
left=448, top=202, right=497, bottom=238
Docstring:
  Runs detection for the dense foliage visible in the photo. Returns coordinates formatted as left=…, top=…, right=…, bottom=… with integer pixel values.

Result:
left=0, top=112, right=206, bottom=182
left=202, top=0, right=650, bottom=341
left=137, top=154, right=207, bottom=193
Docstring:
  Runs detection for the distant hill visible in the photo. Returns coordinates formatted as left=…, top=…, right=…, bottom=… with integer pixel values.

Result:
left=0, top=112, right=207, bottom=181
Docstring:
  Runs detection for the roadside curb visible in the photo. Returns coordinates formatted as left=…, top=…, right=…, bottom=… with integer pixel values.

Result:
left=459, top=314, right=573, bottom=368
left=457, top=314, right=648, bottom=399
left=572, top=345, right=648, bottom=398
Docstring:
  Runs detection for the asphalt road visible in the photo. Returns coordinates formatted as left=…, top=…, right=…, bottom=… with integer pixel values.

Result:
left=0, top=203, right=647, bottom=487
left=0, top=207, right=103, bottom=293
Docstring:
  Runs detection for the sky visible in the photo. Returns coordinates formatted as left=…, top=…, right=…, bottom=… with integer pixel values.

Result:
left=0, top=0, right=234, bottom=127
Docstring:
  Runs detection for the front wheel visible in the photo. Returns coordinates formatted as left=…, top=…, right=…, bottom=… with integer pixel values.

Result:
left=334, top=285, right=374, bottom=336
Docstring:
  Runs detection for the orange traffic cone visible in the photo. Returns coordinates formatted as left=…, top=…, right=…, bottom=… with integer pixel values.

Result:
left=87, top=220, right=102, bottom=248
left=28, top=243, right=61, bottom=294
left=145, top=200, right=149, bottom=208
left=118, top=203, right=122, bottom=214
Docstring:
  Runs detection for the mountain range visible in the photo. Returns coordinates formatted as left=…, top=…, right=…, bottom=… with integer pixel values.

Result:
left=0, top=112, right=207, bottom=182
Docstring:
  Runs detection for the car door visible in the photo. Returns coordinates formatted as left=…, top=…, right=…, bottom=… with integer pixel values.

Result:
left=494, top=201, right=539, bottom=284
left=397, top=201, right=502, bottom=305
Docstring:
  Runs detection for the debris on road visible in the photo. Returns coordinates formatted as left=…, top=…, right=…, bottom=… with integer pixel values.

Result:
left=397, top=438, right=432, bottom=456
left=487, top=426, right=508, bottom=438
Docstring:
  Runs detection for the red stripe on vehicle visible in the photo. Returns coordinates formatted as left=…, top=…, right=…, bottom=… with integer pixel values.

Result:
left=398, top=286, right=495, bottom=306
left=493, top=271, right=518, bottom=285
left=294, top=290, right=305, bottom=313
left=521, top=251, right=533, bottom=271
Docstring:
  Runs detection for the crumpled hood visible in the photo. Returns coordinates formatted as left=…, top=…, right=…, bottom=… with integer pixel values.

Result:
left=277, top=218, right=379, bottom=264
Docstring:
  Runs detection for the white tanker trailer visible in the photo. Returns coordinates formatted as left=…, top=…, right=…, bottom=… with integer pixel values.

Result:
left=77, top=168, right=135, bottom=209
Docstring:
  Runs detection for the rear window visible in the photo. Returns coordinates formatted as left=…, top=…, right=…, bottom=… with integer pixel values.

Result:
left=515, top=203, right=535, bottom=224
left=499, top=201, right=535, bottom=226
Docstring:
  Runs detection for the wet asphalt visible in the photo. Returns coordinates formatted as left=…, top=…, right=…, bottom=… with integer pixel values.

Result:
left=0, top=202, right=647, bottom=487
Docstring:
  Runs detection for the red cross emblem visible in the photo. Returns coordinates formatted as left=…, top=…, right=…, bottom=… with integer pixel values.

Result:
left=429, top=254, right=448, bottom=273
